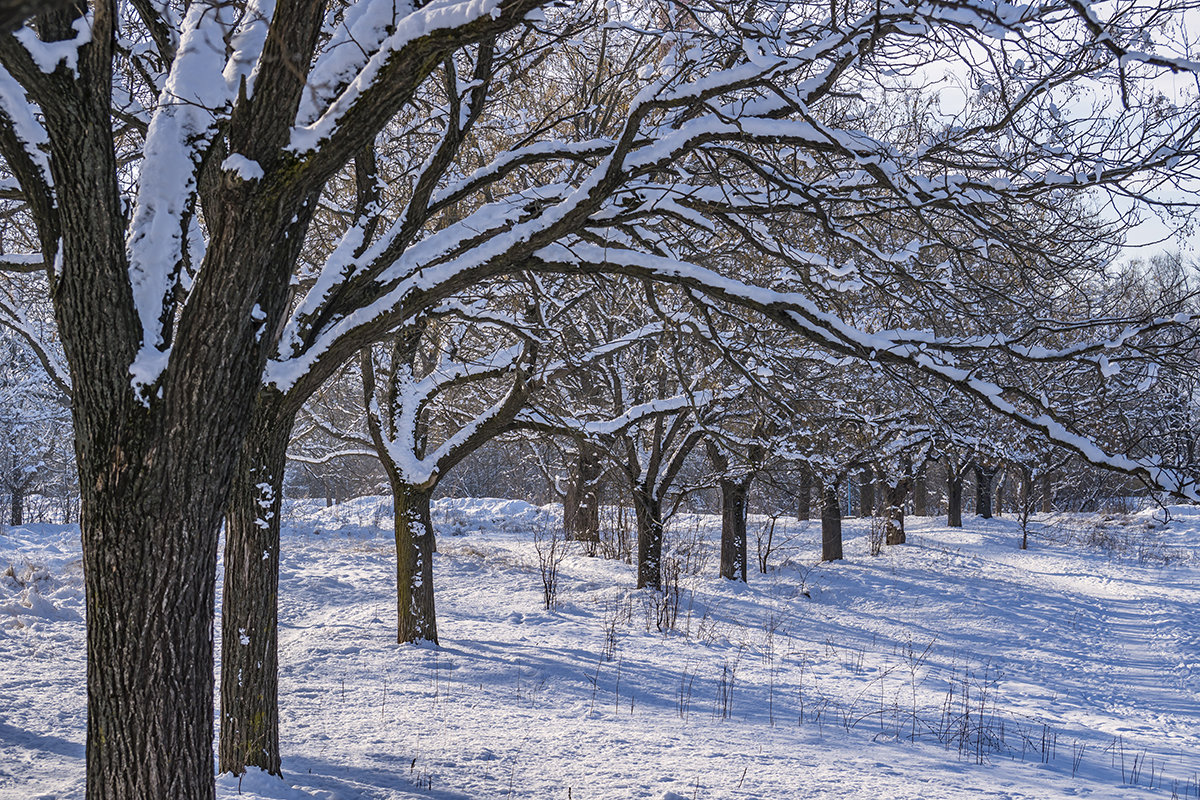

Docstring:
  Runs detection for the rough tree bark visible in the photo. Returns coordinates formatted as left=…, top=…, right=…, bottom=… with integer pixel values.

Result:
left=718, top=476, right=750, bottom=581
left=912, top=470, right=927, bottom=517
left=391, top=480, right=437, bottom=643
left=2, top=3, right=333, bottom=795
left=359, top=343, right=442, bottom=645
left=1040, top=470, right=1054, bottom=513
left=0, top=0, right=74, bottom=33
left=633, top=488, right=664, bottom=590
left=218, top=389, right=294, bottom=777
left=75, top=100, right=316, bottom=800
left=820, top=482, right=843, bottom=561
left=81, top=425, right=228, bottom=800
left=0, top=3, right=571, bottom=797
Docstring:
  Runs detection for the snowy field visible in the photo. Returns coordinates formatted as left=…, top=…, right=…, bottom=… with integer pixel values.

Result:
left=3, top=498, right=1200, bottom=799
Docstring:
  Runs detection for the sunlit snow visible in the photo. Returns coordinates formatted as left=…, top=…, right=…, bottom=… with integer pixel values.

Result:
left=2, top=498, right=1198, bottom=799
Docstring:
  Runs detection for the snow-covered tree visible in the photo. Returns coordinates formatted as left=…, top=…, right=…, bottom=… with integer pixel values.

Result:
left=0, top=332, right=69, bottom=524
left=360, top=299, right=539, bottom=644
left=0, top=1, right=1197, bottom=797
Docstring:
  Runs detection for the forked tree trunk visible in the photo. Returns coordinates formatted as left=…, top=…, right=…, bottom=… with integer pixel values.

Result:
left=76, top=303, right=292, bottom=800
left=219, top=391, right=294, bottom=776
left=858, top=466, right=875, bottom=518
left=392, top=480, right=437, bottom=643
left=885, top=480, right=908, bottom=545
left=564, top=444, right=601, bottom=544
left=718, top=477, right=749, bottom=581
left=633, top=488, right=664, bottom=590
left=947, top=472, right=963, bottom=528
left=797, top=467, right=812, bottom=521
left=821, top=483, right=843, bottom=561
left=77, top=219, right=310, bottom=800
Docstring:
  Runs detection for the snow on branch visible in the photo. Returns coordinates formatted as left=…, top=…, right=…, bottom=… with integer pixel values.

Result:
left=531, top=240, right=1200, bottom=500
left=222, top=0, right=276, bottom=97
left=289, top=0, right=540, bottom=155
left=287, top=448, right=379, bottom=466
left=237, top=0, right=1199, bottom=505
left=518, top=390, right=717, bottom=439
left=125, top=0, right=249, bottom=390
left=294, top=0, right=420, bottom=130
left=0, top=64, right=51, bottom=194
left=411, top=340, right=526, bottom=402
left=13, top=11, right=91, bottom=75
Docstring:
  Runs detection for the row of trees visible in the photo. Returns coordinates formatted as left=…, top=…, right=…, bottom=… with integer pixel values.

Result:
left=0, top=1, right=1198, bottom=798
left=282, top=248, right=1197, bottom=588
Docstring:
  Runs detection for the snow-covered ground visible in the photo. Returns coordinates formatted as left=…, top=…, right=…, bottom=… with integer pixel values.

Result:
left=3, top=498, right=1199, bottom=799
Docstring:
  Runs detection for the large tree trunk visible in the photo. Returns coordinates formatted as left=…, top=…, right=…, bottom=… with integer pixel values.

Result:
left=974, top=464, right=997, bottom=519
left=885, top=480, right=907, bottom=545
left=82, top=453, right=223, bottom=800
left=76, top=207, right=310, bottom=800
left=1040, top=470, right=1054, bottom=513
left=76, top=266, right=294, bottom=800
left=393, top=480, right=437, bottom=643
left=821, top=483, right=843, bottom=561
left=31, top=3, right=347, bottom=797
left=564, top=443, right=601, bottom=545
left=10, top=482, right=22, bottom=526
left=797, top=466, right=812, bottom=521
left=219, top=391, right=294, bottom=776
left=70, top=150, right=320, bottom=800
left=718, top=476, right=749, bottom=581
left=858, top=466, right=875, bottom=518
left=633, top=488, right=664, bottom=590
left=947, top=470, right=963, bottom=528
